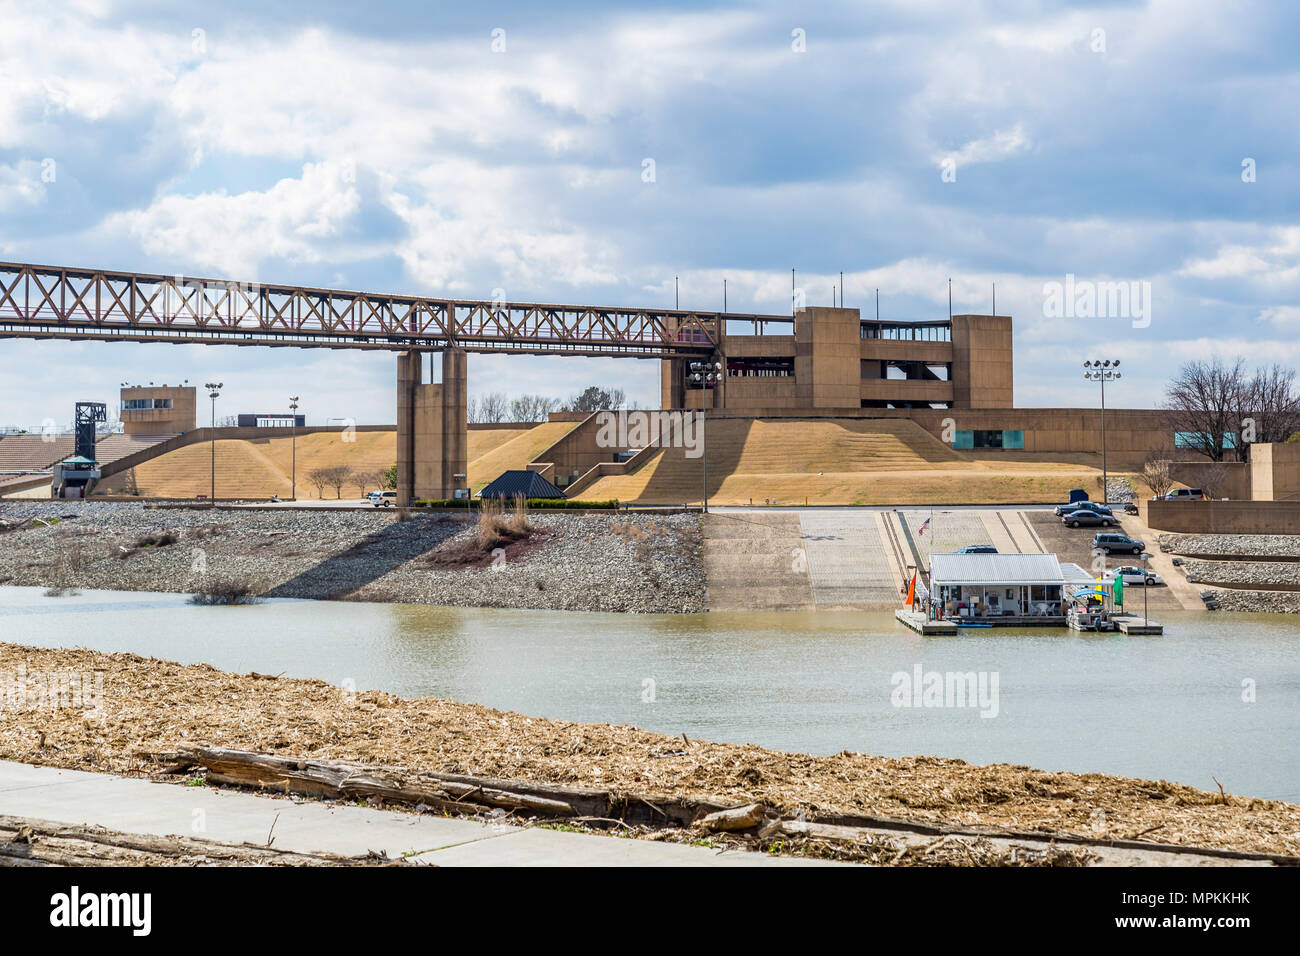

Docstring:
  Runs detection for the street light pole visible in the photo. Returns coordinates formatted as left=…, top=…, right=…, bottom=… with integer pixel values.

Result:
left=702, top=406, right=708, bottom=514
left=1083, top=360, right=1121, bottom=504
left=204, top=382, right=222, bottom=502
left=289, top=395, right=299, bottom=500
left=1142, top=552, right=1150, bottom=627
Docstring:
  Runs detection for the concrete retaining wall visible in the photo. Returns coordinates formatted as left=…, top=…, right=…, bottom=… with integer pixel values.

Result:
left=1141, top=498, right=1300, bottom=534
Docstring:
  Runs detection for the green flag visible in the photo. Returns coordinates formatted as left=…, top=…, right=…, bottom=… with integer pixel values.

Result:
left=1112, top=575, right=1124, bottom=607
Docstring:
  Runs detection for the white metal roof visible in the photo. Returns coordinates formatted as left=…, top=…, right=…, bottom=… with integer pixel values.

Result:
left=1058, top=562, right=1101, bottom=585
left=929, top=552, right=1098, bottom=586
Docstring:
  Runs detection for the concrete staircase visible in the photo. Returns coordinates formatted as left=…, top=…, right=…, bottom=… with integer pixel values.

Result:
left=93, top=424, right=566, bottom=499
left=469, top=420, right=580, bottom=493
left=580, top=418, right=964, bottom=505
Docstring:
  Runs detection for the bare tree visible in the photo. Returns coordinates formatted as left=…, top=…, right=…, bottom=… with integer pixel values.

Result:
left=350, top=469, right=375, bottom=498
left=309, top=464, right=353, bottom=499
left=1139, top=441, right=1175, bottom=499
left=305, top=467, right=330, bottom=498
left=1243, top=364, right=1300, bottom=450
left=468, top=392, right=511, bottom=423
left=1162, top=358, right=1249, bottom=462
left=508, top=394, right=561, bottom=422
left=1142, top=458, right=1174, bottom=500
left=1174, top=461, right=1232, bottom=499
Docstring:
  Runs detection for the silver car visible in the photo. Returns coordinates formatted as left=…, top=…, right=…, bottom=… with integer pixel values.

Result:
left=1061, top=509, right=1117, bottom=528
left=1105, top=566, right=1162, bottom=586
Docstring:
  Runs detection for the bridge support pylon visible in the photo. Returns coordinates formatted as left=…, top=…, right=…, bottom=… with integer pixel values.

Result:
left=396, top=350, right=468, bottom=506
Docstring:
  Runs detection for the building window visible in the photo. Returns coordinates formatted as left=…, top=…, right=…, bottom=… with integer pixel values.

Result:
left=1174, top=431, right=1236, bottom=450
left=953, top=429, right=1024, bottom=450
left=123, top=398, right=172, bottom=410
left=726, top=357, right=794, bottom=377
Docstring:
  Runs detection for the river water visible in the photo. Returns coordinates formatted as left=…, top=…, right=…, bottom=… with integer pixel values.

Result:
left=2, top=585, right=1297, bottom=801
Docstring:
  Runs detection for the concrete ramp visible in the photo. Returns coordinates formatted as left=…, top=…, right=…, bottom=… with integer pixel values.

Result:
left=703, top=513, right=814, bottom=611
left=796, top=511, right=902, bottom=608
left=704, top=509, right=910, bottom=610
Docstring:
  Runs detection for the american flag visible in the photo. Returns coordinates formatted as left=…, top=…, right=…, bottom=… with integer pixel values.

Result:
left=917, top=517, right=931, bottom=537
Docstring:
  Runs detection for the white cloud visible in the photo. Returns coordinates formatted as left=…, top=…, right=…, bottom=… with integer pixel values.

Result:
left=101, top=161, right=365, bottom=276
left=0, top=160, right=48, bottom=211
left=1258, top=305, right=1300, bottom=327
left=935, top=124, right=1031, bottom=170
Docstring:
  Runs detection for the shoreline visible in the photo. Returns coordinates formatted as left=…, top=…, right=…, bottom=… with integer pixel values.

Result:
left=7, top=500, right=1300, bottom=614
left=1, top=640, right=1296, bottom=861
left=0, top=501, right=705, bottom=614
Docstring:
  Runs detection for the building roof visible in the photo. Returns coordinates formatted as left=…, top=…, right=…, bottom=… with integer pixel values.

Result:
left=929, top=552, right=1098, bottom=587
left=478, top=469, right=565, bottom=500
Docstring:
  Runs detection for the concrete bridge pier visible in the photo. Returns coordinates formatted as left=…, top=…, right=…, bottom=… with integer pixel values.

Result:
left=396, top=349, right=468, bottom=505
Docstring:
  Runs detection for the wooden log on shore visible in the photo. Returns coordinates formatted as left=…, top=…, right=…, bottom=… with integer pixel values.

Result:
left=189, top=748, right=351, bottom=797
left=342, top=771, right=577, bottom=816
left=183, top=747, right=578, bottom=817
left=0, top=814, right=404, bottom=867
left=175, top=746, right=736, bottom=826
left=760, top=817, right=887, bottom=844
left=698, top=802, right=765, bottom=832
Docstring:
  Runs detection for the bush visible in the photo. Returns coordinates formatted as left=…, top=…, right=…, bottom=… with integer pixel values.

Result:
left=190, top=578, right=261, bottom=605
left=506, top=493, right=532, bottom=535
left=476, top=497, right=512, bottom=551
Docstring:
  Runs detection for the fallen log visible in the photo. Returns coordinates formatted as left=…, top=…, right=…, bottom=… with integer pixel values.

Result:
left=175, top=746, right=732, bottom=826
left=760, top=817, right=887, bottom=845
left=698, top=803, right=765, bottom=832
left=341, top=771, right=577, bottom=816
left=0, top=814, right=405, bottom=867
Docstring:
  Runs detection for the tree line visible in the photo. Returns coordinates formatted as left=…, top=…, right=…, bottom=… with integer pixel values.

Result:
left=1162, top=358, right=1300, bottom=462
left=1144, top=358, right=1300, bottom=499
left=303, top=464, right=395, bottom=499
left=467, top=385, right=637, bottom=423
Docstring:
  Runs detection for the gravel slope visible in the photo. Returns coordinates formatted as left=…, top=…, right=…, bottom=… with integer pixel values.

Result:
left=0, top=502, right=705, bottom=614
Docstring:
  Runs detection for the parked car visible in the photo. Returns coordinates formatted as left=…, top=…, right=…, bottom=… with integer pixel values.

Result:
left=369, top=490, right=397, bottom=507
left=1162, top=488, right=1205, bottom=501
left=1054, top=500, right=1113, bottom=517
left=957, top=545, right=999, bottom=554
left=1061, top=510, right=1117, bottom=528
left=1094, top=531, right=1145, bottom=555
left=1105, top=566, right=1162, bottom=586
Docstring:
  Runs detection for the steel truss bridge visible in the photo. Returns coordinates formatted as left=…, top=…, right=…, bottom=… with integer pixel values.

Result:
left=0, top=262, right=790, bottom=358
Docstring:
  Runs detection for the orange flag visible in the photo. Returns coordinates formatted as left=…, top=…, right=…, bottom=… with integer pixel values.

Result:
left=905, top=571, right=916, bottom=606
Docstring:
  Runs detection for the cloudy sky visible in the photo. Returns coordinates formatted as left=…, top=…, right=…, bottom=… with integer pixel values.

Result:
left=1, top=0, right=1297, bottom=427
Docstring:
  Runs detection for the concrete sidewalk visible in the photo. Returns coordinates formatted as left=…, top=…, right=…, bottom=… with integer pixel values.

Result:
left=0, top=761, right=834, bottom=867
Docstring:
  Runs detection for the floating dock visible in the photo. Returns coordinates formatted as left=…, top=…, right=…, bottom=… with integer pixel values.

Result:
left=897, top=608, right=1163, bottom=636
left=894, top=609, right=958, bottom=635
left=1116, top=616, right=1164, bottom=635
left=1066, top=612, right=1164, bottom=634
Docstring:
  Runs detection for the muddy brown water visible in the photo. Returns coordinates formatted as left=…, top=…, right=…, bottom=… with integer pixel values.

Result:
left=2, top=585, right=1297, bottom=802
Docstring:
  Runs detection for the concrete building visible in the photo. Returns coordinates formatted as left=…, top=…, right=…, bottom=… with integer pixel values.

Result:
left=661, top=309, right=1013, bottom=411
left=236, top=413, right=305, bottom=428
left=120, top=385, right=195, bottom=436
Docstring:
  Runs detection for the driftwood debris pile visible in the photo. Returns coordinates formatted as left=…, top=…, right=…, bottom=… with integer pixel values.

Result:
left=164, top=746, right=732, bottom=829
left=159, top=747, right=1300, bottom=866
left=0, top=813, right=406, bottom=867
